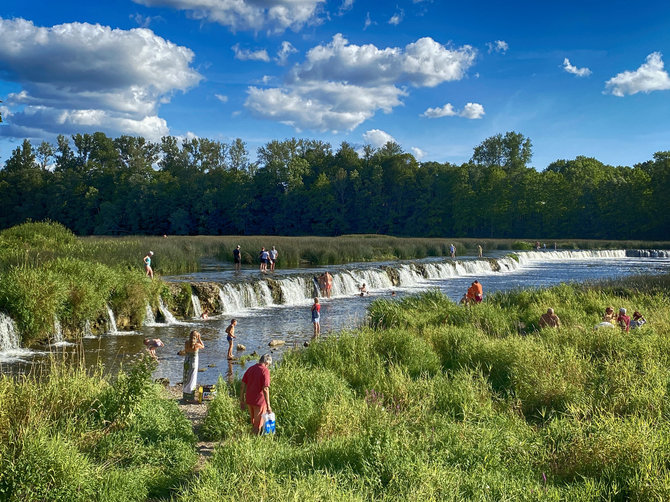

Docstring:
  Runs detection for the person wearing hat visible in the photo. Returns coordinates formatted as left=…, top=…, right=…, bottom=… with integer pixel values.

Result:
left=233, top=245, right=241, bottom=272
left=617, top=308, right=631, bottom=332
left=240, top=353, right=273, bottom=434
left=143, top=251, right=154, bottom=279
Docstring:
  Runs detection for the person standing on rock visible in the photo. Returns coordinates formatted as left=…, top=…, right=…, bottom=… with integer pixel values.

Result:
left=240, top=353, right=273, bottom=435
left=144, top=251, right=154, bottom=279
left=269, top=246, right=278, bottom=271
left=233, top=245, right=241, bottom=272
left=180, top=330, right=204, bottom=402
left=311, top=297, right=321, bottom=337
left=478, top=244, right=483, bottom=258
left=225, top=319, right=237, bottom=360
left=450, top=244, right=456, bottom=258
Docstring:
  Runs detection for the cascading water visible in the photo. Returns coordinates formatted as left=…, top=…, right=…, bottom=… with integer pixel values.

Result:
left=191, top=294, right=203, bottom=318
left=144, top=303, right=158, bottom=326
left=0, top=312, right=20, bottom=351
left=177, top=249, right=648, bottom=315
left=158, top=298, right=180, bottom=325
left=51, top=315, right=72, bottom=346
left=83, top=319, right=94, bottom=338
left=106, top=304, right=119, bottom=334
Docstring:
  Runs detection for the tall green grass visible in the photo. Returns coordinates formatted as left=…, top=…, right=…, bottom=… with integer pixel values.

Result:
left=0, top=357, right=197, bottom=501
left=181, top=274, right=670, bottom=500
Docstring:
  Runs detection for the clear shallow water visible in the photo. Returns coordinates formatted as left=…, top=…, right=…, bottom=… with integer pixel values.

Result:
left=2, top=254, right=669, bottom=384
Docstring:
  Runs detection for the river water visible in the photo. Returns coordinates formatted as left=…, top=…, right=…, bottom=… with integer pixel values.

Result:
left=1, top=250, right=669, bottom=384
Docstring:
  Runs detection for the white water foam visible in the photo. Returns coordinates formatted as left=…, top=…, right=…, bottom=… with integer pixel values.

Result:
left=158, top=298, right=189, bottom=326
left=204, top=249, right=634, bottom=311
left=191, top=294, right=203, bottom=319
left=105, top=304, right=119, bottom=335
left=144, top=303, right=161, bottom=326
left=0, top=313, right=32, bottom=363
left=52, top=315, right=73, bottom=347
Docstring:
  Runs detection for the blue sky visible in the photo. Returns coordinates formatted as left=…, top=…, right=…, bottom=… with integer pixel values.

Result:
left=0, top=0, right=669, bottom=169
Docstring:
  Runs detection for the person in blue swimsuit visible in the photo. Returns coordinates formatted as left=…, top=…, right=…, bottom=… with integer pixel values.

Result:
left=143, top=251, right=154, bottom=279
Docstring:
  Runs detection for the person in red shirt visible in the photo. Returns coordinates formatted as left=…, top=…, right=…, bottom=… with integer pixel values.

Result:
left=240, top=353, right=273, bottom=434
left=617, top=308, right=631, bottom=332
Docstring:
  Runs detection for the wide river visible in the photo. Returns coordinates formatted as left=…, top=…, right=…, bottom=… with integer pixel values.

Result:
left=2, top=250, right=669, bottom=385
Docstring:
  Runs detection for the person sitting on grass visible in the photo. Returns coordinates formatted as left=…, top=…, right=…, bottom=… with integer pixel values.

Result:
left=617, top=308, right=631, bottom=332
left=631, top=311, right=647, bottom=329
left=240, top=353, right=273, bottom=435
left=595, top=306, right=617, bottom=329
left=539, top=308, right=561, bottom=329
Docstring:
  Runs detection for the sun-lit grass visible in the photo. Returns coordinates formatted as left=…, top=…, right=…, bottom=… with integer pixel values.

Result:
left=183, top=273, right=670, bottom=500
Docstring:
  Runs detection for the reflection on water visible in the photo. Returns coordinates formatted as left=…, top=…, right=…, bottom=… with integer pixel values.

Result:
left=2, top=256, right=669, bottom=384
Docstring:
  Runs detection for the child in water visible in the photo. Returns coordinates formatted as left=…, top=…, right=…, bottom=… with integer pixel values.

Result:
left=225, top=319, right=237, bottom=360
left=144, top=338, right=164, bottom=360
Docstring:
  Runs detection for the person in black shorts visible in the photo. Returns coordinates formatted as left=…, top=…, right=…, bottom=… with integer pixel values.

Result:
left=233, top=245, right=241, bottom=271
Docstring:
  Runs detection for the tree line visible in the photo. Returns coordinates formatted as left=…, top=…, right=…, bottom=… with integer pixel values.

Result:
left=1, top=131, right=668, bottom=239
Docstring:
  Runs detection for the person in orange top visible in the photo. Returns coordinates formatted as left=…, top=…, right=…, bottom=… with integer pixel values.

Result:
left=466, top=280, right=483, bottom=304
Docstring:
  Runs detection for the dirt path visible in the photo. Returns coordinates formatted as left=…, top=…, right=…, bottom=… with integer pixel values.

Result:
left=168, top=385, right=216, bottom=471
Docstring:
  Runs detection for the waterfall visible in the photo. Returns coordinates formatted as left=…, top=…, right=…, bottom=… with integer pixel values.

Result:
left=279, top=277, right=311, bottom=305
left=106, top=304, right=119, bottom=335
left=0, top=312, right=20, bottom=351
left=515, top=249, right=626, bottom=264
left=51, top=315, right=72, bottom=346
left=158, top=298, right=180, bottom=325
left=191, top=294, right=203, bottom=318
left=144, top=303, right=159, bottom=326
left=198, top=249, right=639, bottom=311
left=83, top=319, right=95, bottom=338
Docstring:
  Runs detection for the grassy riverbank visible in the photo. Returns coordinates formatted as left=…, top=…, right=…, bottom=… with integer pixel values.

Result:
left=0, top=358, right=196, bottom=501
left=181, top=274, right=670, bottom=500
left=2, top=274, right=670, bottom=499
left=0, top=222, right=167, bottom=345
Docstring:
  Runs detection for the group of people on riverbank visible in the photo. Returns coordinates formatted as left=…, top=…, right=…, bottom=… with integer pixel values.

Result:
left=596, top=306, right=646, bottom=332
left=231, top=245, right=279, bottom=273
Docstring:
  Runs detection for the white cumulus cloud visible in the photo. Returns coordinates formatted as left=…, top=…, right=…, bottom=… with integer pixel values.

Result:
left=411, top=146, right=426, bottom=159
left=0, top=17, right=202, bottom=140
left=421, top=102, right=484, bottom=119
left=605, top=52, right=670, bottom=97
left=562, top=58, right=591, bottom=77
left=132, top=0, right=326, bottom=33
left=487, top=40, right=508, bottom=54
left=215, top=94, right=229, bottom=103
left=363, top=129, right=396, bottom=148
left=276, top=41, right=298, bottom=66
left=245, top=34, right=476, bottom=132
left=232, top=43, right=270, bottom=62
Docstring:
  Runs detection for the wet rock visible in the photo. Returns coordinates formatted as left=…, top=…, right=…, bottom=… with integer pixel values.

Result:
left=236, top=344, right=246, bottom=351
left=208, top=363, right=216, bottom=368
left=268, top=339, right=286, bottom=347
left=198, top=368, right=206, bottom=372
left=487, top=258, right=501, bottom=272
left=265, top=278, right=283, bottom=304
left=384, top=266, right=400, bottom=286
left=191, top=282, right=223, bottom=315
left=155, top=377, right=170, bottom=386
